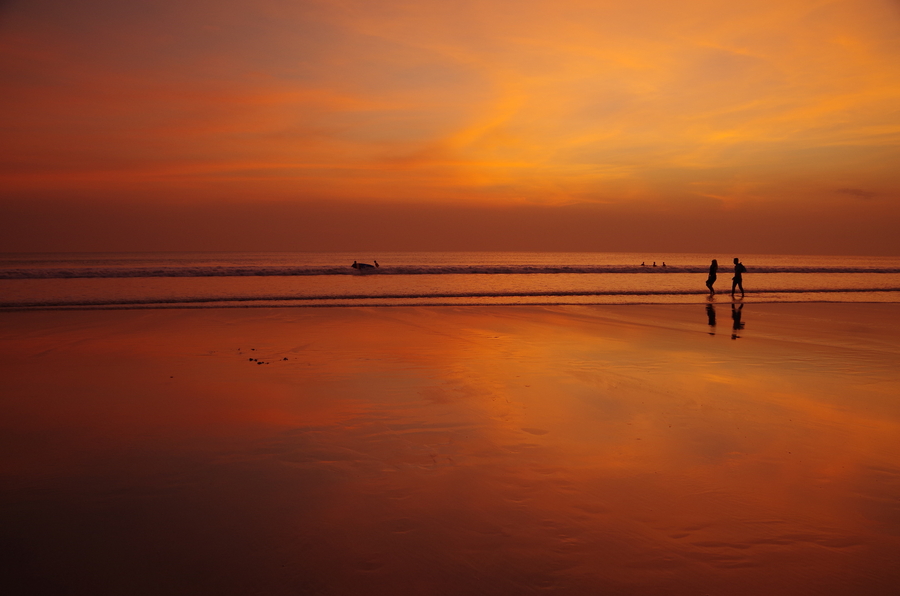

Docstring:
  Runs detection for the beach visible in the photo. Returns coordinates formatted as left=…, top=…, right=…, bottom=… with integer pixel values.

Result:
left=2, top=303, right=899, bottom=595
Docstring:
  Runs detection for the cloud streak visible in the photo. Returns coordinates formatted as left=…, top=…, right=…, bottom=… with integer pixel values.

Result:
left=1, top=0, right=898, bottom=252
left=837, top=188, right=877, bottom=200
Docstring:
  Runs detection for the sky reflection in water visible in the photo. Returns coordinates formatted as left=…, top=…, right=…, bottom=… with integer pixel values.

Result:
left=1, top=304, right=899, bottom=594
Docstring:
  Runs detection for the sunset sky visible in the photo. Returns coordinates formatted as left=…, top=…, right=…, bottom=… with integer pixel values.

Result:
left=1, top=0, right=899, bottom=254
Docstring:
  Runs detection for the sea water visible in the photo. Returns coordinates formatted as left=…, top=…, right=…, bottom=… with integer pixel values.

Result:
left=1, top=251, right=898, bottom=309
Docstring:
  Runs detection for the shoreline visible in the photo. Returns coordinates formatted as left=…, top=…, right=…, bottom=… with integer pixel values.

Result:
left=2, top=292, right=899, bottom=311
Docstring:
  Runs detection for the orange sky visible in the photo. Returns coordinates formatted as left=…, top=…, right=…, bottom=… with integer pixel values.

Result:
left=1, top=0, right=899, bottom=254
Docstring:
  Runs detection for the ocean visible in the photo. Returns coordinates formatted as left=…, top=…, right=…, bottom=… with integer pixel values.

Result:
left=1, top=251, right=899, bottom=309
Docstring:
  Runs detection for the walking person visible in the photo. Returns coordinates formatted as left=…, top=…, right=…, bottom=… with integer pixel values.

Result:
left=731, top=257, right=746, bottom=296
left=705, top=259, right=718, bottom=294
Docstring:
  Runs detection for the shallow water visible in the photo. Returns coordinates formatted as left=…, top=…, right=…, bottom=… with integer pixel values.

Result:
left=1, top=252, right=898, bottom=308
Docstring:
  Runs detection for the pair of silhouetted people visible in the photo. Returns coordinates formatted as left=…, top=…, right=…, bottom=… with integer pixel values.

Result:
left=705, top=257, right=745, bottom=296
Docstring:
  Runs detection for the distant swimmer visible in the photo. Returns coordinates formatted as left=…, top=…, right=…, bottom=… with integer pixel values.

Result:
left=641, top=262, right=645, bottom=266
left=374, top=260, right=379, bottom=268
left=662, top=262, right=666, bottom=268
left=653, top=262, right=657, bottom=267
left=731, top=257, right=746, bottom=296
left=706, top=259, right=718, bottom=294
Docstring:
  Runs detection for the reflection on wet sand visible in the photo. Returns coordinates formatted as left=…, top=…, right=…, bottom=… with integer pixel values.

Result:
left=706, top=302, right=716, bottom=334
left=1, top=305, right=899, bottom=595
left=732, top=302, right=745, bottom=339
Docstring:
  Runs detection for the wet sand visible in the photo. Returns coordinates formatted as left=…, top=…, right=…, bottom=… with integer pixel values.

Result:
left=1, top=304, right=899, bottom=595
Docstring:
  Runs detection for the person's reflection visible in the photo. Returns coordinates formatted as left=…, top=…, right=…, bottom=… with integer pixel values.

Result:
left=705, top=303, right=716, bottom=335
left=731, top=302, right=745, bottom=340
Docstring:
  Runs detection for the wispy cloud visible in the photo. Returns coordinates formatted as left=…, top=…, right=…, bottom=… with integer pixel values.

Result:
left=837, top=187, right=877, bottom=200
left=1, top=0, right=898, bottom=251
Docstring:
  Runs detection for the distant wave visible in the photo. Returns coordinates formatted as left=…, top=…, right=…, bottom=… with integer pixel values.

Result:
left=3, top=265, right=900, bottom=279
left=3, top=287, right=898, bottom=309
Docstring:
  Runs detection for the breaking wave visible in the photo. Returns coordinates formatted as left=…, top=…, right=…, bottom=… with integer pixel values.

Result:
left=4, top=264, right=900, bottom=279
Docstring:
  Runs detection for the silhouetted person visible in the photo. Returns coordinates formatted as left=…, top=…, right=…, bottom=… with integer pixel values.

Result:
left=662, top=262, right=666, bottom=268
left=641, top=262, right=645, bottom=266
left=706, top=259, right=718, bottom=294
left=374, top=260, right=380, bottom=268
left=706, top=303, right=716, bottom=335
left=731, top=303, right=744, bottom=339
left=731, top=257, right=746, bottom=296
left=652, top=261, right=656, bottom=267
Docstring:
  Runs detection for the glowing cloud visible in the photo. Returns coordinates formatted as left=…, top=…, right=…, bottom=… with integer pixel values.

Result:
left=1, top=0, right=898, bottom=252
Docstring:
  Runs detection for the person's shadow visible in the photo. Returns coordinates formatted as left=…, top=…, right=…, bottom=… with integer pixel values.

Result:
left=731, top=303, right=745, bottom=340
